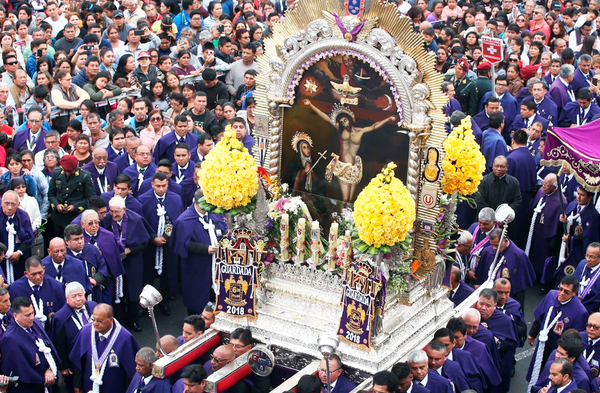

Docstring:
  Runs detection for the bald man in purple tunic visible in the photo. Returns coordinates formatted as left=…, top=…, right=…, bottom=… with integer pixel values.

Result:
left=69, top=303, right=140, bottom=393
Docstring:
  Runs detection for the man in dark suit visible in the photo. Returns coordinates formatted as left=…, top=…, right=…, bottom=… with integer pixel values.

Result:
left=318, top=354, right=355, bottom=393
left=510, top=99, right=550, bottom=135
left=448, top=265, right=474, bottom=307
left=570, top=54, right=594, bottom=94
left=391, top=362, right=430, bottom=393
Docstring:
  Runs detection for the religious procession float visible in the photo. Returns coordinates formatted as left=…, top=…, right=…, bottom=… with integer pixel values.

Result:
left=144, top=0, right=510, bottom=390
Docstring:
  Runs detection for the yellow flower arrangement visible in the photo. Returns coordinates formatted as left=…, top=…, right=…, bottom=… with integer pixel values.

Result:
left=199, top=126, right=259, bottom=212
left=352, top=162, right=416, bottom=252
left=441, top=117, right=486, bottom=196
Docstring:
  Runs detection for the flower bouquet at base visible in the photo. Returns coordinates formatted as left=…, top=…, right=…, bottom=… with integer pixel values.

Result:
left=198, top=125, right=259, bottom=216
left=352, top=162, right=416, bottom=255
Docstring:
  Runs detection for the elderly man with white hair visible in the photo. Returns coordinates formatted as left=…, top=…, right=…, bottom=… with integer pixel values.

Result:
left=462, top=308, right=502, bottom=370
left=82, top=147, right=120, bottom=195
left=406, top=349, right=453, bottom=393
left=106, top=196, right=150, bottom=333
left=49, top=282, right=97, bottom=388
left=80, top=209, right=125, bottom=303
left=0, top=190, right=34, bottom=285
left=126, top=347, right=172, bottom=392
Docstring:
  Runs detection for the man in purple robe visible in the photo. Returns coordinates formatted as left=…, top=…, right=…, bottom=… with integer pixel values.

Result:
left=478, top=75, right=519, bottom=136
left=406, top=349, right=453, bottom=393
left=477, top=289, right=520, bottom=393
left=434, top=328, right=488, bottom=393
left=0, top=191, right=34, bottom=285
left=12, top=107, right=47, bottom=154
left=560, top=167, right=579, bottom=204
left=467, top=208, right=497, bottom=286
left=425, top=340, right=470, bottom=392
left=80, top=210, right=125, bottom=304
left=172, top=190, right=227, bottom=315
left=581, top=313, right=600, bottom=373
left=9, top=256, right=65, bottom=327
left=527, top=174, right=565, bottom=289
left=0, top=287, right=12, bottom=340
left=139, top=172, right=185, bottom=316
left=557, top=88, right=600, bottom=127
left=570, top=54, right=594, bottom=94
left=101, top=174, right=144, bottom=216
left=559, top=186, right=600, bottom=280
left=106, top=128, right=126, bottom=162
left=49, top=282, right=96, bottom=393
left=42, top=237, right=89, bottom=293
left=122, top=145, right=157, bottom=197
left=137, top=160, right=183, bottom=200
left=510, top=99, right=550, bottom=134
left=549, top=64, right=576, bottom=118
left=173, top=144, right=198, bottom=207
left=106, top=196, right=151, bottom=332
left=114, top=136, right=139, bottom=173
left=64, top=224, right=109, bottom=303
left=475, top=229, right=535, bottom=307
left=532, top=333, right=595, bottom=393
left=448, top=265, right=473, bottom=307
left=154, top=115, right=198, bottom=162
left=82, top=148, right=120, bottom=196
left=574, top=243, right=600, bottom=314
left=495, top=278, right=527, bottom=346
left=1, top=297, right=60, bottom=392
left=472, top=96, right=500, bottom=132
left=177, top=315, right=206, bottom=347
left=390, top=362, right=430, bottom=393
left=527, top=275, right=588, bottom=382
left=446, top=317, right=502, bottom=389
left=519, top=78, right=558, bottom=124
left=462, top=308, right=502, bottom=371
left=69, top=303, right=140, bottom=393
left=172, top=364, right=207, bottom=393
left=507, top=129, right=538, bottom=248
left=126, top=347, right=172, bottom=393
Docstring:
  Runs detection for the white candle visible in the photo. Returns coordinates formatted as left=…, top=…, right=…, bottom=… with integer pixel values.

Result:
left=328, top=223, right=339, bottom=269
left=296, top=218, right=306, bottom=262
left=311, top=221, right=320, bottom=265
left=280, top=213, right=289, bottom=261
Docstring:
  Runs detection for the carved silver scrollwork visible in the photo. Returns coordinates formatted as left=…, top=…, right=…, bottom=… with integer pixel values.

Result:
left=280, top=20, right=332, bottom=61
left=365, top=28, right=395, bottom=57
left=390, top=47, right=422, bottom=86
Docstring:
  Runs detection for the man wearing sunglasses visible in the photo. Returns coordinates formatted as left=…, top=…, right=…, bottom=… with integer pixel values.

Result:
left=205, top=345, right=235, bottom=375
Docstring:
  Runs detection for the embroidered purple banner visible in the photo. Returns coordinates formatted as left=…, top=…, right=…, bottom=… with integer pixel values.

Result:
left=541, top=121, right=600, bottom=192
left=337, top=261, right=382, bottom=350
left=215, top=228, right=261, bottom=318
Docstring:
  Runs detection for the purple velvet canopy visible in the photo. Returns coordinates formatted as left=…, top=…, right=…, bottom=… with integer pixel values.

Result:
left=541, top=119, right=600, bottom=192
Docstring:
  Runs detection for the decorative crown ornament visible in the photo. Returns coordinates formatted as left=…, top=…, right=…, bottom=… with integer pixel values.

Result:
left=291, top=131, right=314, bottom=153
left=329, top=103, right=356, bottom=126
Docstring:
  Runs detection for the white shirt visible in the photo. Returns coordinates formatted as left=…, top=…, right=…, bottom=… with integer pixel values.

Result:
left=98, top=325, right=114, bottom=341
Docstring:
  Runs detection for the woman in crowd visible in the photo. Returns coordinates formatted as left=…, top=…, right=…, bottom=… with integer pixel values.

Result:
left=426, top=0, right=443, bottom=23
left=219, top=102, right=237, bottom=129
left=0, top=32, right=25, bottom=67
left=146, top=79, right=169, bottom=113
left=458, top=8, right=476, bottom=34
left=100, top=47, right=116, bottom=76
left=42, top=149, right=59, bottom=183
left=51, top=69, right=90, bottom=132
left=55, top=59, right=73, bottom=75
left=72, top=134, right=92, bottom=166
left=34, top=56, right=52, bottom=81
left=106, top=25, right=125, bottom=52
left=507, top=63, right=524, bottom=98
left=165, top=70, right=181, bottom=94
left=59, top=119, right=83, bottom=153
left=117, top=98, right=133, bottom=120
left=113, top=53, right=136, bottom=84
left=36, top=71, right=53, bottom=92
left=132, top=51, right=160, bottom=90
left=173, top=50, right=199, bottom=77
left=83, top=71, right=122, bottom=119
left=140, top=109, right=171, bottom=150
left=158, top=55, right=173, bottom=75
left=74, top=99, right=108, bottom=133
left=250, top=25, right=263, bottom=43
left=0, top=154, right=37, bottom=199
left=237, top=96, right=256, bottom=135
left=10, top=176, right=40, bottom=231
left=528, top=41, right=544, bottom=65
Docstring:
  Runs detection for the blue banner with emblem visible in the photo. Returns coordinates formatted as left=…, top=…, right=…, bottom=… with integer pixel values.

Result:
left=337, top=261, right=382, bottom=349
